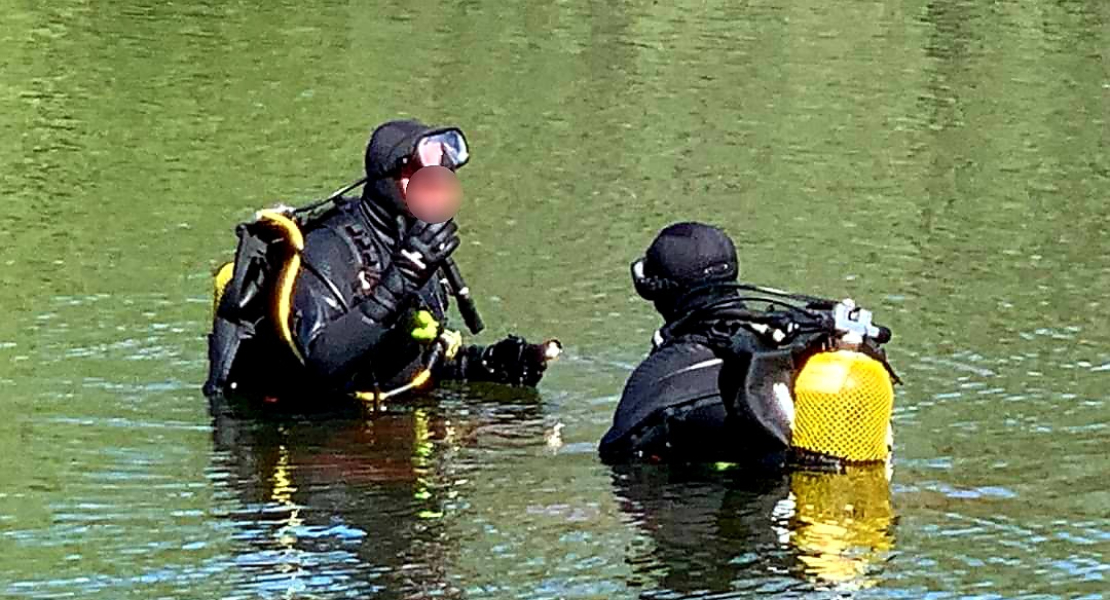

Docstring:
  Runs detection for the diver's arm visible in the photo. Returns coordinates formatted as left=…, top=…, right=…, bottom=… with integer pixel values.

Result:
left=293, top=220, right=460, bottom=384
left=433, top=344, right=485, bottom=382
left=435, top=336, right=550, bottom=387
left=292, top=265, right=415, bottom=383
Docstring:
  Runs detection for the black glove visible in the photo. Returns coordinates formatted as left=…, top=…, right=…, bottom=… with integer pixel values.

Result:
left=361, top=220, right=460, bottom=322
left=474, top=335, right=551, bottom=387
left=393, top=220, right=460, bottom=286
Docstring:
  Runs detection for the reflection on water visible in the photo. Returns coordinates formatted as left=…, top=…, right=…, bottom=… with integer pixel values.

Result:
left=613, top=464, right=895, bottom=597
left=2, top=0, right=1108, bottom=598
left=787, top=467, right=894, bottom=589
left=207, top=390, right=560, bottom=599
left=210, top=400, right=489, bottom=599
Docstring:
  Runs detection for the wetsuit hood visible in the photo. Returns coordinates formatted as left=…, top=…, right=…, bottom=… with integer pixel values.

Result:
left=660, top=285, right=742, bottom=325
left=637, top=222, right=739, bottom=321
left=362, top=119, right=437, bottom=216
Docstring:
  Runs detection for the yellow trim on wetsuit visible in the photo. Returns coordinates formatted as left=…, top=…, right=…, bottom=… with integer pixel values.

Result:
left=212, top=261, right=234, bottom=317
left=256, top=210, right=306, bottom=365
left=410, top=369, right=432, bottom=388
left=353, top=366, right=435, bottom=406
left=353, top=325, right=460, bottom=406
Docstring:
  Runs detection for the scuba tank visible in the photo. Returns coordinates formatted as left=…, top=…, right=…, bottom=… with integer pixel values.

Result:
left=791, top=301, right=896, bottom=465
left=679, top=284, right=900, bottom=469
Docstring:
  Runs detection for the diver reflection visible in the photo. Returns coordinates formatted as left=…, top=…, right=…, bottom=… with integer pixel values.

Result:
left=611, top=464, right=895, bottom=597
left=209, top=393, right=541, bottom=600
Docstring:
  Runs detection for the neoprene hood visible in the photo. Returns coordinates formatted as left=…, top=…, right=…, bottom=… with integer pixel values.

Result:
left=363, top=119, right=468, bottom=214
left=645, top=222, right=738, bottom=285
left=634, top=222, right=740, bottom=321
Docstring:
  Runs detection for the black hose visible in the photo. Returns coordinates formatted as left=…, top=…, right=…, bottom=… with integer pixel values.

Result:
left=443, top=258, right=485, bottom=335
left=294, top=177, right=369, bottom=215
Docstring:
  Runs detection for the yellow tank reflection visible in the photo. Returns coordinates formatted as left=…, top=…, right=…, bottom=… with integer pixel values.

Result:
left=781, top=465, right=895, bottom=589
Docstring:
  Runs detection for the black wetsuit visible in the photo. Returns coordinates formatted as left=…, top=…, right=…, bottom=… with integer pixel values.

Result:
left=207, top=120, right=549, bottom=407
left=599, top=298, right=796, bottom=465
left=218, top=195, right=496, bottom=403
left=291, top=196, right=456, bottom=390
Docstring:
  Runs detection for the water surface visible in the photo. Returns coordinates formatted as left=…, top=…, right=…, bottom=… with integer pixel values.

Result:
left=1, top=1, right=1107, bottom=598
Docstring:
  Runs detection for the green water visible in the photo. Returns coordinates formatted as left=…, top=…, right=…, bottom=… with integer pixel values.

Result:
left=1, top=1, right=1107, bottom=598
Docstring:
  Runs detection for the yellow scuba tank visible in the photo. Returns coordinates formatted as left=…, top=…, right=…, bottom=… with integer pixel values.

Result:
left=791, top=350, right=894, bottom=463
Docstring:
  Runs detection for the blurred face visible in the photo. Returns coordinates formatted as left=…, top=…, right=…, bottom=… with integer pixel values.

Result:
left=399, top=165, right=462, bottom=224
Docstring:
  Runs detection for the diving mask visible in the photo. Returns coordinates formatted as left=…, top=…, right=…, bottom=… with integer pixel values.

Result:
left=404, top=128, right=470, bottom=171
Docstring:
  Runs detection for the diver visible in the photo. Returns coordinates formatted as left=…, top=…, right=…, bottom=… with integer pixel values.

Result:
left=204, top=119, right=558, bottom=410
left=599, top=222, right=898, bottom=468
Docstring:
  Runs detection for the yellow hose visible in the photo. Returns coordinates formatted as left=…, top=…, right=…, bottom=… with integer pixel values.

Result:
left=247, top=213, right=454, bottom=405
left=257, top=210, right=306, bottom=365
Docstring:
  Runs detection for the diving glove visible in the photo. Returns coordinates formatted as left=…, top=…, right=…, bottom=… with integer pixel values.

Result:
left=469, top=335, right=557, bottom=387
left=394, top=220, right=460, bottom=285
left=361, top=220, right=460, bottom=322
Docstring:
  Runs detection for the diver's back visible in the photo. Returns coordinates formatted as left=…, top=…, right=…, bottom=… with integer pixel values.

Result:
left=600, top=341, right=734, bottom=463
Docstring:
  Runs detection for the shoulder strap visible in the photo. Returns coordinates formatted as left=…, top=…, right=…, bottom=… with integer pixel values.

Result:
left=290, top=198, right=364, bottom=311
left=300, top=197, right=384, bottom=273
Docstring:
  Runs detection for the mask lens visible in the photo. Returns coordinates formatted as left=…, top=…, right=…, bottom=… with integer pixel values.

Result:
left=415, top=129, right=470, bottom=170
left=631, top=257, right=654, bottom=300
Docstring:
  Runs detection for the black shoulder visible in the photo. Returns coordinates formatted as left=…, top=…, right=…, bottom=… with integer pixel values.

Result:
left=301, top=224, right=355, bottom=266
left=600, top=341, right=723, bottom=455
left=302, top=199, right=385, bottom=268
left=622, top=342, right=722, bottom=408
left=296, top=206, right=367, bottom=309
left=300, top=198, right=366, bottom=259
